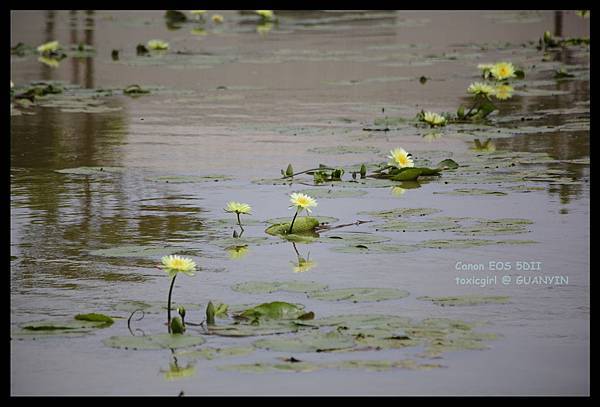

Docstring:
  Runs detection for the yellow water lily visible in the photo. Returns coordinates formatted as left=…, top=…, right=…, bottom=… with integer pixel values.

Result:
left=388, top=147, right=414, bottom=168
left=211, top=14, right=223, bottom=23
left=289, top=193, right=317, bottom=214
left=225, top=201, right=251, bottom=215
left=161, top=255, right=196, bottom=278
left=494, top=84, right=514, bottom=100
left=422, top=111, right=447, bottom=127
left=468, top=82, right=495, bottom=97
left=37, top=40, right=60, bottom=54
left=256, top=10, right=275, bottom=20
left=490, top=62, right=516, bottom=81
left=147, top=39, right=169, bottom=50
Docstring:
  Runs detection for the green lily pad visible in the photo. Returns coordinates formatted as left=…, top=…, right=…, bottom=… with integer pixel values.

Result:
left=89, top=245, right=185, bottom=258
left=236, top=302, right=311, bottom=320
left=320, top=232, right=390, bottom=245
left=231, top=280, right=328, bottom=294
left=309, top=288, right=409, bottom=303
left=265, top=217, right=320, bottom=236
left=211, top=237, right=271, bottom=248
left=455, top=218, right=532, bottom=236
left=253, top=331, right=356, bottom=353
left=145, top=175, right=232, bottom=183
left=218, top=362, right=321, bottom=373
left=418, top=295, right=510, bottom=306
left=328, top=243, right=419, bottom=254
left=55, top=166, right=124, bottom=175
left=359, top=207, right=442, bottom=219
left=417, top=239, right=499, bottom=249
left=207, top=320, right=307, bottom=337
left=112, top=301, right=202, bottom=315
left=265, top=216, right=338, bottom=225
left=20, top=319, right=109, bottom=331
left=293, top=188, right=368, bottom=199
left=103, top=333, right=205, bottom=350
left=176, top=347, right=255, bottom=361
left=433, top=188, right=507, bottom=196
left=74, top=313, right=114, bottom=325
left=307, top=146, right=381, bottom=154
left=375, top=218, right=461, bottom=232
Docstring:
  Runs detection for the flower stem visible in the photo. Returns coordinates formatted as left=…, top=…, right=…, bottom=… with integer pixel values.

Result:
left=167, top=274, right=177, bottom=333
left=236, top=212, right=244, bottom=233
left=288, top=209, right=299, bottom=234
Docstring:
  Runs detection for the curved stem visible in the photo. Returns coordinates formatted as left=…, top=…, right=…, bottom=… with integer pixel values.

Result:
left=465, top=96, right=482, bottom=117
left=167, top=274, right=177, bottom=333
left=288, top=209, right=299, bottom=234
left=236, top=212, right=244, bottom=233
left=281, top=167, right=336, bottom=179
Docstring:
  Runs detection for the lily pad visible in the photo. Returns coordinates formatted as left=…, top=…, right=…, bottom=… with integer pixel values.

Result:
left=206, top=320, right=307, bottom=337
left=253, top=331, right=356, bottom=353
left=265, top=217, right=320, bottom=236
left=375, top=218, right=461, bottom=232
left=55, top=166, right=124, bottom=175
left=20, top=319, right=109, bottom=331
left=103, top=333, right=205, bottom=350
left=89, top=245, right=185, bottom=258
left=328, top=243, right=419, bottom=254
left=265, top=216, right=338, bottom=225
left=309, top=288, right=409, bottom=303
left=145, top=175, right=232, bottom=183
left=231, top=280, right=328, bottom=295
left=417, top=239, right=499, bottom=249
left=211, top=236, right=271, bottom=248
left=307, top=146, right=381, bottom=154
left=236, top=302, right=311, bottom=321
left=293, top=188, right=368, bottom=199
left=418, top=295, right=510, bottom=306
left=359, top=207, right=442, bottom=219
left=175, top=346, right=255, bottom=360
left=218, top=361, right=321, bottom=373
left=112, top=301, right=202, bottom=315
left=455, top=218, right=532, bottom=236
left=320, top=232, right=390, bottom=245
left=74, top=313, right=114, bottom=325
left=433, top=188, right=507, bottom=196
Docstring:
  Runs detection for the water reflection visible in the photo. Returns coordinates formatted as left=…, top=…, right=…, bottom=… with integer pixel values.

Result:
left=226, top=245, right=250, bottom=260
left=290, top=242, right=316, bottom=273
left=162, top=351, right=196, bottom=381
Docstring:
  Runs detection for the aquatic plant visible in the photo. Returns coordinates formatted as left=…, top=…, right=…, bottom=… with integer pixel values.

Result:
left=37, top=40, right=60, bottom=54
left=224, top=201, right=252, bottom=233
left=419, top=111, right=447, bottom=127
left=212, top=14, right=224, bottom=23
left=388, top=147, right=414, bottom=168
left=256, top=10, right=275, bottom=21
left=288, top=193, right=317, bottom=234
left=161, top=255, right=196, bottom=333
left=147, top=39, right=169, bottom=51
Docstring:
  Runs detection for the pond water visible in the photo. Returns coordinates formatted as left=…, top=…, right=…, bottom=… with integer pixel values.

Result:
left=10, top=10, right=589, bottom=395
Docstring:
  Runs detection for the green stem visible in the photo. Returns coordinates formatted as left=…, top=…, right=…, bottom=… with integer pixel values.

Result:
left=288, top=209, right=299, bottom=234
left=282, top=167, right=336, bottom=179
left=465, top=96, right=482, bottom=117
left=236, top=212, right=244, bottom=233
left=167, top=274, right=177, bottom=334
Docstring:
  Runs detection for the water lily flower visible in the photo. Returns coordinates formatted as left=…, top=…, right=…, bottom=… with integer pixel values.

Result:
left=468, top=82, right=495, bottom=97
left=147, top=39, right=169, bottom=50
left=493, top=84, right=514, bottom=100
left=256, top=10, right=275, bottom=20
left=422, top=111, right=447, bottom=127
left=161, top=254, right=196, bottom=278
left=388, top=147, right=414, bottom=168
left=490, top=62, right=516, bottom=81
left=288, top=193, right=317, bottom=234
left=289, top=193, right=317, bottom=214
left=37, top=40, right=60, bottom=54
left=225, top=201, right=251, bottom=215
left=211, top=14, right=224, bottom=23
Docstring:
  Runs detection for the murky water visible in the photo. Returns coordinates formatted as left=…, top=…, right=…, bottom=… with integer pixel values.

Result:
left=11, top=10, right=589, bottom=395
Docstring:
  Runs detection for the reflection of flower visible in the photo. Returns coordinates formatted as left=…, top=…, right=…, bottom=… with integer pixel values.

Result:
left=226, top=245, right=249, bottom=260
left=191, top=28, right=207, bottom=36
left=163, top=362, right=196, bottom=381
left=422, top=131, right=442, bottom=142
left=211, top=14, right=224, bottom=23
left=471, top=138, right=496, bottom=153
left=391, top=186, right=406, bottom=196
left=388, top=147, right=414, bottom=168
left=38, top=56, right=60, bottom=68
left=190, top=10, right=206, bottom=16
left=147, top=39, right=169, bottom=50
left=289, top=193, right=317, bottom=214
left=575, top=10, right=590, bottom=18
left=256, top=10, right=275, bottom=20
left=161, top=255, right=196, bottom=278
left=468, top=82, right=495, bottom=97
left=422, top=111, right=447, bottom=127
left=257, top=22, right=273, bottom=35
left=490, top=62, right=516, bottom=81
left=292, top=257, right=316, bottom=273
left=493, top=84, right=514, bottom=100
left=225, top=201, right=251, bottom=215
left=37, top=40, right=60, bottom=54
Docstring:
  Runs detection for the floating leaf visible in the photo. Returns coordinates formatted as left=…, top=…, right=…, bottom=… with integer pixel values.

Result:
left=307, top=146, right=381, bottom=154
left=175, top=346, right=254, bottom=360
left=89, top=245, right=184, bottom=258
left=375, top=218, right=461, bottom=232
left=74, top=313, right=114, bottom=325
left=265, top=217, right=320, bottom=236
left=55, top=166, right=124, bottom=175
left=266, top=216, right=338, bottom=225
left=293, top=188, right=367, bottom=199
left=145, top=175, right=232, bottom=183
left=433, top=188, right=507, bottom=196
left=236, top=302, right=310, bottom=321
left=103, top=333, right=205, bottom=350
left=253, top=331, right=356, bottom=353
left=359, top=207, right=441, bottom=219
left=309, top=288, right=409, bottom=303
left=231, top=280, right=328, bottom=294
left=418, top=295, right=510, bottom=306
